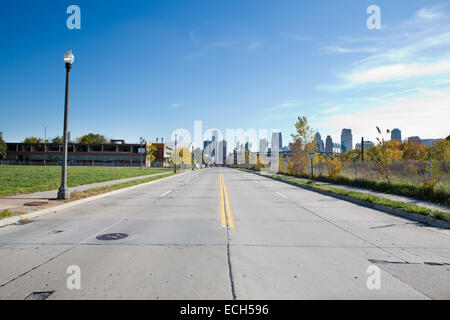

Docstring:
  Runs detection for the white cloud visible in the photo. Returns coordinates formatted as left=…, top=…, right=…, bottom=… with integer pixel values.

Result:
left=247, top=42, right=261, bottom=50
left=321, top=107, right=340, bottom=114
left=414, top=6, right=445, bottom=21
left=316, top=89, right=450, bottom=141
left=280, top=33, right=314, bottom=41
left=349, top=60, right=450, bottom=84
left=170, top=102, right=182, bottom=109
left=264, top=100, right=302, bottom=112
left=323, top=45, right=378, bottom=54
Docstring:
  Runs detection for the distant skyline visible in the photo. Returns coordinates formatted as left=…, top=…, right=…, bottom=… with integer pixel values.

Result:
left=1, top=1, right=449, bottom=145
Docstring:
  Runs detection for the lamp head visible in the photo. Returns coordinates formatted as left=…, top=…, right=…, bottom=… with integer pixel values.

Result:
left=64, top=49, right=75, bottom=65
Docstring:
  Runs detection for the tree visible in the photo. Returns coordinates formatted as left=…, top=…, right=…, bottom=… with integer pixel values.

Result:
left=146, top=143, right=157, bottom=164
left=291, top=116, right=316, bottom=152
left=343, top=148, right=363, bottom=179
left=372, top=127, right=403, bottom=184
left=327, top=156, right=343, bottom=180
left=77, top=133, right=109, bottom=144
left=52, top=136, right=64, bottom=144
left=0, top=132, right=6, bottom=160
left=423, top=159, right=441, bottom=192
left=430, top=139, right=450, bottom=162
left=400, top=141, right=428, bottom=160
left=291, top=140, right=308, bottom=175
left=24, top=136, right=41, bottom=144
left=290, top=116, right=317, bottom=176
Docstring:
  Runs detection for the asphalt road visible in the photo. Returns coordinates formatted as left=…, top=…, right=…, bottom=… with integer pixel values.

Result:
left=0, top=167, right=449, bottom=300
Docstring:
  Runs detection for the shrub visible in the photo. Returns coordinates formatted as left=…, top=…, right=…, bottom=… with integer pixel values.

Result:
left=327, top=157, right=343, bottom=180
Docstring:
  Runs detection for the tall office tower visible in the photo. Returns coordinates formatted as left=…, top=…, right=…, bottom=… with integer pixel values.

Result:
left=259, top=138, right=268, bottom=155
left=315, top=132, right=324, bottom=152
left=271, top=132, right=282, bottom=152
left=391, top=128, right=402, bottom=142
left=203, top=140, right=211, bottom=150
left=325, top=135, right=333, bottom=153
left=217, top=140, right=226, bottom=164
left=341, top=129, right=353, bottom=153
left=211, top=130, right=219, bottom=159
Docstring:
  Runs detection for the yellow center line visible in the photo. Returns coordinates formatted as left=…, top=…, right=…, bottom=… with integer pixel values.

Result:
left=220, top=172, right=238, bottom=232
left=219, top=173, right=226, bottom=228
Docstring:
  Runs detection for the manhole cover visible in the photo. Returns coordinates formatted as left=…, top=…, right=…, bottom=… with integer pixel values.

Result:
left=96, top=233, right=128, bottom=241
left=24, top=291, right=54, bottom=300
left=24, top=201, right=48, bottom=207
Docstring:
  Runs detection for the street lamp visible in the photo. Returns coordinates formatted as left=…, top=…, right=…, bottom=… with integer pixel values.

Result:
left=57, top=49, right=74, bottom=200
left=140, top=137, right=145, bottom=170
left=174, top=133, right=177, bottom=173
left=192, top=145, right=194, bottom=171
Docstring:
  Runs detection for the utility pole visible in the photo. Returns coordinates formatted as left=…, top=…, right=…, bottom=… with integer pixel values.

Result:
left=174, top=134, right=177, bottom=173
left=44, top=126, right=47, bottom=166
left=140, top=137, right=145, bottom=170
left=192, top=145, right=194, bottom=171
left=361, top=137, right=365, bottom=162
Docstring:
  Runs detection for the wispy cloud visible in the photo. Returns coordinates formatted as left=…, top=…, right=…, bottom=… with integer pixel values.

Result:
left=264, top=100, right=302, bottom=112
left=247, top=42, right=261, bottom=51
left=323, top=45, right=378, bottom=54
left=170, top=102, right=182, bottom=109
left=414, top=4, right=448, bottom=21
left=280, top=33, right=314, bottom=41
left=183, top=51, right=207, bottom=61
left=349, top=60, right=450, bottom=84
left=316, top=4, right=450, bottom=92
left=316, top=88, right=450, bottom=141
left=320, top=107, right=340, bottom=114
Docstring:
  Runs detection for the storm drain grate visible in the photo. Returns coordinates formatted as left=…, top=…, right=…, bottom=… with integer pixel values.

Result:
left=24, top=201, right=48, bottom=207
left=24, top=291, right=54, bottom=300
left=96, top=233, right=128, bottom=241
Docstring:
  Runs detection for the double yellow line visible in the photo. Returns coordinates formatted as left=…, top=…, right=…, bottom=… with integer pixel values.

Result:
left=219, top=173, right=237, bottom=232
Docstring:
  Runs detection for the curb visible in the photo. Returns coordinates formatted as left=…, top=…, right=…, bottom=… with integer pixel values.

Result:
left=244, top=170, right=450, bottom=230
left=0, top=171, right=187, bottom=228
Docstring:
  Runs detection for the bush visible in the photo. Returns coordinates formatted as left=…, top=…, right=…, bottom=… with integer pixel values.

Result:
left=327, top=157, right=343, bottom=180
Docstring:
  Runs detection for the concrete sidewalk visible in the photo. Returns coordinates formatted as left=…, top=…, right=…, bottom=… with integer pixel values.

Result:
left=0, top=171, right=173, bottom=211
left=262, top=171, right=450, bottom=214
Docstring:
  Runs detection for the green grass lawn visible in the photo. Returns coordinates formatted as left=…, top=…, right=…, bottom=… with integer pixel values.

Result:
left=0, top=165, right=170, bottom=197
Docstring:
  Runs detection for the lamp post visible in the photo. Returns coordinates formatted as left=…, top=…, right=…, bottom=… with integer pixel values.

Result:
left=57, top=49, right=74, bottom=200
left=174, top=134, right=177, bottom=173
left=192, top=145, right=195, bottom=171
left=140, top=137, right=145, bottom=170
left=309, top=151, right=315, bottom=181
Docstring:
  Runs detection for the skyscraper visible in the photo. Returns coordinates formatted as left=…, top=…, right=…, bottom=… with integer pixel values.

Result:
left=271, top=132, right=282, bottom=152
left=341, top=129, right=353, bottom=153
left=315, top=132, right=324, bottom=152
left=217, top=140, right=227, bottom=164
left=211, top=130, right=219, bottom=159
left=391, top=129, right=401, bottom=142
left=325, top=135, right=333, bottom=153
left=259, top=138, right=268, bottom=155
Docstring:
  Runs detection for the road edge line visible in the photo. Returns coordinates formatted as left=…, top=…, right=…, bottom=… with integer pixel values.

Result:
left=241, top=169, right=450, bottom=230
left=0, top=171, right=188, bottom=227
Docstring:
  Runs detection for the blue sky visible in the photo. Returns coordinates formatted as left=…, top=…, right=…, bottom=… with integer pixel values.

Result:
left=1, top=0, right=449, bottom=148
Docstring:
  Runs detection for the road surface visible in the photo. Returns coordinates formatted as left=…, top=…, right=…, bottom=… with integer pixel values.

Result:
left=0, top=168, right=449, bottom=299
